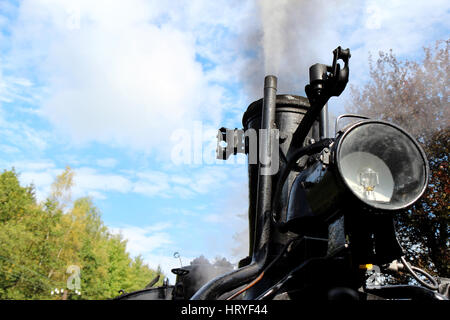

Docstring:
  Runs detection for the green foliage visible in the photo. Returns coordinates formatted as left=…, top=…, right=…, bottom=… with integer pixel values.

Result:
left=0, top=168, right=164, bottom=299
left=0, top=168, right=35, bottom=223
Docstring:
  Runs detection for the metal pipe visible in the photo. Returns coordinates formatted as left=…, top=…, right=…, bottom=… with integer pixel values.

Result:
left=290, top=93, right=328, bottom=152
left=319, top=102, right=329, bottom=139
left=253, top=75, right=277, bottom=254
left=190, top=212, right=272, bottom=300
left=191, top=76, right=278, bottom=300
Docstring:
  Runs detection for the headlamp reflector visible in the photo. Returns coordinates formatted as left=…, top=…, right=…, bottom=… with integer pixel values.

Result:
left=341, top=152, right=394, bottom=203
left=336, top=121, right=428, bottom=210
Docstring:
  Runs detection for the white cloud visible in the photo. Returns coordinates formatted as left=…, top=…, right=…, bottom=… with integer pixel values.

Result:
left=95, top=158, right=118, bottom=168
left=341, top=0, right=450, bottom=80
left=0, top=121, right=50, bottom=153
left=364, top=3, right=383, bottom=30
left=111, top=224, right=173, bottom=255
left=85, top=190, right=107, bottom=200
left=130, top=166, right=234, bottom=198
left=328, top=0, right=449, bottom=116
left=18, top=169, right=56, bottom=201
left=132, top=171, right=171, bottom=197
left=5, top=159, right=243, bottom=204
left=72, top=167, right=133, bottom=197
left=19, top=170, right=55, bottom=188
left=109, top=223, right=177, bottom=282
left=203, top=214, right=225, bottom=224
left=4, top=0, right=240, bottom=157
left=2, top=0, right=448, bottom=145
left=10, top=160, right=55, bottom=171
left=7, top=163, right=134, bottom=202
left=0, top=65, right=35, bottom=105
left=0, top=144, right=20, bottom=154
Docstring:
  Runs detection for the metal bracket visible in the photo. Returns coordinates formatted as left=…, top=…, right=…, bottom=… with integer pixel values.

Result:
left=216, top=127, right=245, bottom=160
left=335, top=114, right=370, bottom=136
left=320, top=147, right=331, bottom=166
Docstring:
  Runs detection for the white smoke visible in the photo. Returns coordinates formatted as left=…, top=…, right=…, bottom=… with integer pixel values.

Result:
left=238, top=0, right=346, bottom=101
left=259, top=0, right=290, bottom=75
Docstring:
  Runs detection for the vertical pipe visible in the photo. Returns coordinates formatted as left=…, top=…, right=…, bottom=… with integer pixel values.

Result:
left=319, top=102, right=329, bottom=139
left=252, top=75, right=277, bottom=256
left=191, top=77, right=278, bottom=300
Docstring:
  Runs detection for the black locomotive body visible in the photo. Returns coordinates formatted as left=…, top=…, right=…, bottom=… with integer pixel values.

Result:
left=192, top=47, right=448, bottom=301
left=117, top=46, right=448, bottom=301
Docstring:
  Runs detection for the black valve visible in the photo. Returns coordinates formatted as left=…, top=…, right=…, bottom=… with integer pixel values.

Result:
left=306, top=46, right=351, bottom=100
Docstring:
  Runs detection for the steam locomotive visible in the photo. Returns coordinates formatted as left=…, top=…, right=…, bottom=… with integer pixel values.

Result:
left=118, top=47, right=449, bottom=300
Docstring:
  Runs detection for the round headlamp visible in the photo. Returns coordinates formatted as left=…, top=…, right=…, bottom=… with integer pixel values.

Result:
left=336, top=120, right=428, bottom=211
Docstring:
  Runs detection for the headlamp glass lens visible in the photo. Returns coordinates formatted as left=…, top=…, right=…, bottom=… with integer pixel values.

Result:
left=341, top=152, right=394, bottom=203
left=337, top=122, right=427, bottom=210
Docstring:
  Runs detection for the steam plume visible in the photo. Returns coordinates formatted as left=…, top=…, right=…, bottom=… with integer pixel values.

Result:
left=238, top=0, right=345, bottom=101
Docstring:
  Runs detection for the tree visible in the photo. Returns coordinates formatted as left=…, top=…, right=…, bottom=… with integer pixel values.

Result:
left=50, top=165, right=74, bottom=210
left=0, top=169, right=59, bottom=299
left=0, top=168, right=164, bottom=299
left=0, top=168, right=35, bottom=223
left=347, top=39, right=449, bottom=277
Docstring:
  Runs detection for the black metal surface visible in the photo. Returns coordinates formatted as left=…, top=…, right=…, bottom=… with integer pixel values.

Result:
left=114, top=286, right=174, bottom=300
left=243, top=95, right=320, bottom=259
left=173, top=263, right=234, bottom=300
left=254, top=75, right=278, bottom=254
left=290, top=46, right=350, bottom=151
left=284, top=160, right=345, bottom=231
left=145, top=274, right=160, bottom=288
left=319, top=103, right=329, bottom=139
left=273, top=138, right=334, bottom=230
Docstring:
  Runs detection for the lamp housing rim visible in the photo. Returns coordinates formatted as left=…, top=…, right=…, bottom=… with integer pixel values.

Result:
left=334, top=119, right=429, bottom=211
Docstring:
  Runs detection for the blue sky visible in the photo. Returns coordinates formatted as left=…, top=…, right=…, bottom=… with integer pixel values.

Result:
left=0, top=0, right=448, bottom=283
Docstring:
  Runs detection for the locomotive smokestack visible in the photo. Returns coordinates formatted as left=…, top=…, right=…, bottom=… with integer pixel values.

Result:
left=253, top=75, right=278, bottom=256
